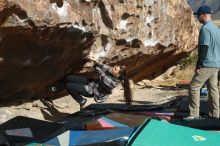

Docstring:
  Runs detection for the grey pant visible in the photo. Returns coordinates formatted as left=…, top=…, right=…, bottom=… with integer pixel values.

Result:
left=65, top=75, right=93, bottom=104
left=189, top=68, right=219, bottom=118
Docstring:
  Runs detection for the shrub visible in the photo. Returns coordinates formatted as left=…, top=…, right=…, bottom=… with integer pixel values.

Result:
left=179, top=50, right=198, bottom=69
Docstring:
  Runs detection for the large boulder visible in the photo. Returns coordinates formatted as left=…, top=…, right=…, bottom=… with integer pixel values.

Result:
left=0, top=0, right=198, bottom=102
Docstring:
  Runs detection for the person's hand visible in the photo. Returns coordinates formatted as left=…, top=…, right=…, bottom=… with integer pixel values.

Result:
left=195, top=68, right=201, bottom=75
left=88, top=53, right=96, bottom=61
left=87, top=53, right=98, bottom=67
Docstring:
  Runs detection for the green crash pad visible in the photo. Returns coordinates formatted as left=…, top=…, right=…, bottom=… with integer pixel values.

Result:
left=127, top=119, right=220, bottom=146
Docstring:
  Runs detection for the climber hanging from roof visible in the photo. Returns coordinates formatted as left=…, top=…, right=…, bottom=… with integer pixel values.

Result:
left=48, top=54, right=132, bottom=109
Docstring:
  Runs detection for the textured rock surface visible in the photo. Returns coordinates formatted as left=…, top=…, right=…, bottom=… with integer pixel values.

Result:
left=0, top=0, right=198, bottom=102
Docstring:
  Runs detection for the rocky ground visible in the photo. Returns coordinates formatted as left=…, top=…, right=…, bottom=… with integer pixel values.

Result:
left=0, top=65, right=194, bottom=124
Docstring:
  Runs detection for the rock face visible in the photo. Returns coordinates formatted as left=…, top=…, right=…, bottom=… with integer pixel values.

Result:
left=0, top=0, right=198, bottom=102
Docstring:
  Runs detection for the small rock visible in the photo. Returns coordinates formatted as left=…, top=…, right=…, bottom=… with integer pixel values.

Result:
left=53, top=96, right=75, bottom=109
left=136, top=81, right=146, bottom=86
left=0, top=108, right=15, bottom=124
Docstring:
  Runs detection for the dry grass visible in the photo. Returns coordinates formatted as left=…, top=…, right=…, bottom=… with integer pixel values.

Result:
left=155, top=66, right=194, bottom=86
left=173, top=65, right=194, bottom=82
left=149, top=65, right=194, bottom=87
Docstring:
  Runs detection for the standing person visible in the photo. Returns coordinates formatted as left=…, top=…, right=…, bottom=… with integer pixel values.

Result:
left=49, top=62, right=132, bottom=109
left=184, top=5, right=220, bottom=121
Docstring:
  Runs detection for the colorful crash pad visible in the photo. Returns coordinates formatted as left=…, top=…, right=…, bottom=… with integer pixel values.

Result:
left=85, top=112, right=148, bottom=130
left=176, top=81, right=190, bottom=88
left=0, top=116, right=64, bottom=145
left=142, top=111, right=175, bottom=121
left=28, top=127, right=135, bottom=146
left=86, top=116, right=129, bottom=130
left=127, top=119, right=220, bottom=146
left=0, top=132, right=9, bottom=146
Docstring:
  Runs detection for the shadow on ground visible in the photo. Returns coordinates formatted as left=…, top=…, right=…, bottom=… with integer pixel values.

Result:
left=40, top=99, right=70, bottom=122
left=85, top=95, right=186, bottom=112
left=139, top=85, right=188, bottom=91
left=40, top=95, right=187, bottom=122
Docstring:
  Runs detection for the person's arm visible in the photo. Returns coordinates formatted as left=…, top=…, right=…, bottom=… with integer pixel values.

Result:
left=88, top=53, right=112, bottom=76
left=196, top=27, right=210, bottom=74
left=196, top=45, right=208, bottom=69
left=95, top=63, right=118, bottom=89
left=94, top=63, right=112, bottom=77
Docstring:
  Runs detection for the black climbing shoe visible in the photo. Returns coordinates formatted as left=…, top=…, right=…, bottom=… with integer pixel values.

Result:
left=80, top=99, right=87, bottom=109
left=94, top=95, right=108, bottom=103
left=48, top=85, right=58, bottom=93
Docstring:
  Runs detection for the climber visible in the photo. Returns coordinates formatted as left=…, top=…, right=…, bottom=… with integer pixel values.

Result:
left=49, top=60, right=132, bottom=109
